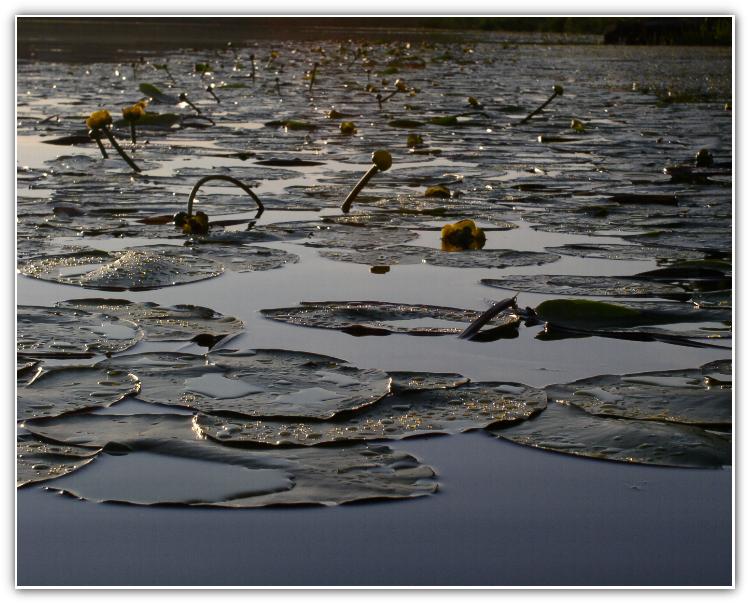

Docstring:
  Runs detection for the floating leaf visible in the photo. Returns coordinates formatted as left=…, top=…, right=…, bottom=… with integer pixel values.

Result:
left=545, top=243, right=703, bottom=262
left=20, top=246, right=224, bottom=291
left=100, top=350, right=391, bottom=420
left=428, top=115, right=459, bottom=126
left=138, top=83, right=178, bottom=104
left=17, top=434, right=100, bottom=487
left=17, top=305, right=141, bottom=358
left=25, top=414, right=436, bottom=507
left=18, top=366, right=140, bottom=421
left=534, top=298, right=729, bottom=331
left=388, top=371, right=469, bottom=393
left=493, top=401, right=731, bottom=468
left=56, top=298, right=244, bottom=344
left=546, top=363, right=731, bottom=427
left=255, top=158, right=325, bottom=167
left=114, top=112, right=180, bottom=129
left=188, top=244, right=299, bottom=273
left=303, top=224, right=419, bottom=250
left=388, top=119, right=424, bottom=128
left=320, top=245, right=560, bottom=269
left=196, top=381, right=546, bottom=446
left=481, top=275, right=688, bottom=299
left=261, top=301, right=520, bottom=337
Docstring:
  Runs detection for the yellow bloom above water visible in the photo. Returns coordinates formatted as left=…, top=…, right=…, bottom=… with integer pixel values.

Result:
left=122, top=103, right=146, bottom=121
left=86, top=109, right=112, bottom=130
left=440, top=219, right=486, bottom=251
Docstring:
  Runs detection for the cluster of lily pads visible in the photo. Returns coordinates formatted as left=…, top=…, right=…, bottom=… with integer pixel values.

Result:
left=17, top=296, right=731, bottom=508
left=17, top=36, right=732, bottom=507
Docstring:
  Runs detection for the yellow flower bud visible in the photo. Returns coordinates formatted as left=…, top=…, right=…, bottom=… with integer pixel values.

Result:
left=86, top=109, right=112, bottom=130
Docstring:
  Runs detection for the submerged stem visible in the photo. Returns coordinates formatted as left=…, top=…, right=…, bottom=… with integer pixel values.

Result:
left=186, top=175, right=264, bottom=217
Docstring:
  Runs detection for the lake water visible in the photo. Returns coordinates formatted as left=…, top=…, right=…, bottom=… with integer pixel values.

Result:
left=15, top=26, right=732, bottom=586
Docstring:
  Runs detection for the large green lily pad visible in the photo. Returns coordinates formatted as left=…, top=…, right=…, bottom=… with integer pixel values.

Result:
left=17, top=305, right=142, bottom=358
left=481, top=275, right=688, bottom=299
left=492, top=401, right=731, bottom=468
left=196, top=381, right=547, bottom=446
left=546, top=362, right=732, bottom=427
left=260, top=301, right=520, bottom=336
left=56, top=299, right=244, bottom=343
left=17, top=434, right=101, bottom=487
left=20, top=246, right=224, bottom=291
left=18, top=366, right=140, bottom=421
left=100, top=350, right=391, bottom=420
left=534, top=298, right=730, bottom=331
left=23, top=414, right=436, bottom=507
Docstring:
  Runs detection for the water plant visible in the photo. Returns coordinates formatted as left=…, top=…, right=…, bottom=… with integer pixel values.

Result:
left=519, top=84, right=564, bottom=124
left=206, top=83, right=221, bottom=103
left=85, top=110, right=141, bottom=172
left=341, top=150, right=393, bottom=213
left=340, top=121, right=357, bottom=135
left=121, top=101, right=147, bottom=144
left=440, top=219, right=486, bottom=250
left=174, top=175, right=265, bottom=235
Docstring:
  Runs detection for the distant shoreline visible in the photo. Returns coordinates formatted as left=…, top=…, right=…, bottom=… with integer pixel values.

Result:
left=16, top=17, right=730, bottom=63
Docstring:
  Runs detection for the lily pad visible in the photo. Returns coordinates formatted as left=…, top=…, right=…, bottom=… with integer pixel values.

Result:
left=481, top=275, right=688, bottom=299
left=534, top=299, right=730, bottom=331
left=24, top=414, right=436, bottom=507
left=388, top=371, right=469, bottom=393
left=546, top=364, right=731, bottom=427
left=303, top=225, right=420, bottom=250
left=196, top=381, right=546, bottom=447
left=544, top=243, right=704, bottom=262
left=100, top=350, right=391, bottom=420
left=138, top=83, right=178, bottom=104
left=492, top=401, right=731, bottom=468
left=261, top=301, right=520, bottom=337
left=17, top=434, right=100, bottom=487
left=320, top=245, right=560, bottom=269
left=56, top=299, right=244, bottom=343
left=17, top=305, right=141, bottom=358
left=20, top=246, right=224, bottom=291
left=188, top=244, right=299, bottom=273
left=18, top=366, right=140, bottom=421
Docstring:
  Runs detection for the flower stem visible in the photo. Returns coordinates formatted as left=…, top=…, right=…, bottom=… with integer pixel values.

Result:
left=459, top=296, right=518, bottom=340
left=101, top=128, right=141, bottom=172
left=519, top=91, right=559, bottom=124
left=90, top=130, right=108, bottom=158
left=186, top=175, right=264, bottom=218
left=341, top=165, right=378, bottom=213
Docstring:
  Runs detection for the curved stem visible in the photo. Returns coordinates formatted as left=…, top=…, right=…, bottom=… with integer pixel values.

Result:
left=519, top=92, right=558, bottom=125
left=459, top=296, right=518, bottom=340
left=186, top=175, right=264, bottom=217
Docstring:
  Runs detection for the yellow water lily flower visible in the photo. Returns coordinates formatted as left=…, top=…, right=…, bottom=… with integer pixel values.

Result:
left=86, top=110, right=112, bottom=130
left=122, top=103, right=146, bottom=121
left=440, top=219, right=486, bottom=251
